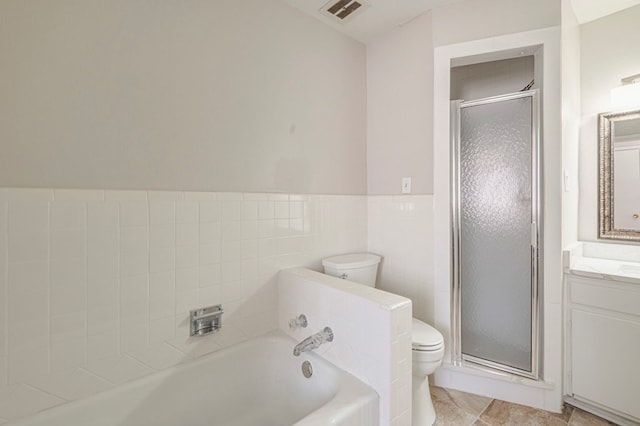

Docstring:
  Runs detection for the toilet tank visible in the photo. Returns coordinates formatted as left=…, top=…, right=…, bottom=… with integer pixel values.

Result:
left=322, top=253, right=381, bottom=287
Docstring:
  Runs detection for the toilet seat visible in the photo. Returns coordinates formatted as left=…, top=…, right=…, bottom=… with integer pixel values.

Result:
left=412, top=318, right=444, bottom=352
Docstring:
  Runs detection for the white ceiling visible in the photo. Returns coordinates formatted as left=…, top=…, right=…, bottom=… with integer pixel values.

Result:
left=281, top=0, right=640, bottom=44
left=570, top=0, right=640, bottom=23
left=280, top=0, right=464, bottom=43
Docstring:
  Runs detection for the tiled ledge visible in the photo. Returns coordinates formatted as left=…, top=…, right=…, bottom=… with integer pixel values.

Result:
left=278, top=267, right=412, bottom=425
left=0, top=187, right=368, bottom=422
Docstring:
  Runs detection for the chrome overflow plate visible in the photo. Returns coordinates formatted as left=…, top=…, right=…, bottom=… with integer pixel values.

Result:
left=301, top=361, right=313, bottom=378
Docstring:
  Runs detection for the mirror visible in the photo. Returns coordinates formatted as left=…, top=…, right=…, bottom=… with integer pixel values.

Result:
left=599, top=109, right=640, bottom=241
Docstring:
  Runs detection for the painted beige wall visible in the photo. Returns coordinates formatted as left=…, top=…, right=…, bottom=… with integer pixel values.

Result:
left=431, top=0, right=560, bottom=47
left=366, top=0, right=560, bottom=196
left=367, top=0, right=563, bottom=336
left=578, top=5, right=640, bottom=240
left=366, top=13, right=434, bottom=195
left=561, top=0, right=581, bottom=247
left=0, top=0, right=367, bottom=194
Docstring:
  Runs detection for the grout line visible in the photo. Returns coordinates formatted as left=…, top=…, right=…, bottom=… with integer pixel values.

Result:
left=481, top=397, right=493, bottom=415
left=164, top=340, right=191, bottom=360
left=567, top=406, right=575, bottom=425
left=172, top=199, right=177, bottom=342
left=22, top=382, right=69, bottom=403
left=476, top=398, right=494, bottom=426
left=146, top=197, right=151, bottom=346
left=2, top=202, right=8, bottom=387
left=470, top=414, right=480, bottom=426
left=77, top=366, right=118, bottom=387
left=84, top=200, right=89, bottom=367
left=116, top=202, right=122, bottom=357
left=46, top=200, right=51, bottom=376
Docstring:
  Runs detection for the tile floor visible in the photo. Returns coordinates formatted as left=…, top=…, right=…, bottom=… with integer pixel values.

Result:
left=431, top=386, right=618, bottom=425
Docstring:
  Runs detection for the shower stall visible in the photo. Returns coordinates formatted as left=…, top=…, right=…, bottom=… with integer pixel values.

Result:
left=451, top=90, right=541, bottom=379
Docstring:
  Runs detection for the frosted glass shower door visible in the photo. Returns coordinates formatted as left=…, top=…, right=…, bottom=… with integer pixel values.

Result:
left=453, top=91, right=540, bottom=378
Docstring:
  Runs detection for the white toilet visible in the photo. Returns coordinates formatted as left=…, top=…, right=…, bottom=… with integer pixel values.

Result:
left=322, top=253, right=444, bottom=426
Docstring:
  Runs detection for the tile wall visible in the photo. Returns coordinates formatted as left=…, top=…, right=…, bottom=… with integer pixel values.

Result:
left=0, top=188, right=367, bottom=423
left=368, top=195, right=435, bottom=324
left=278, top=268, right=413, bottom=426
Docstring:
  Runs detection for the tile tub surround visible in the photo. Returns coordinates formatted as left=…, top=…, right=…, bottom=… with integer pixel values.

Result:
left=278, top=267, right=413, bottom=425
left=0, top=188, right=368, bottom=423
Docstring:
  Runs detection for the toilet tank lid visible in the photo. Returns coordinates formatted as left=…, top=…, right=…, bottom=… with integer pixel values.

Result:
left=412, top=318, right=444, bottom=347
left=322, top=253, right=381, bottom=270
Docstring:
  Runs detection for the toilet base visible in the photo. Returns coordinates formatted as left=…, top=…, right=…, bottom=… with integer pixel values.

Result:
left=412, top=375, right=436, bottom=426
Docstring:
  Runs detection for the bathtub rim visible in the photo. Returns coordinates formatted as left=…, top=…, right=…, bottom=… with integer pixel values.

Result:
left=5, top=330, right=378, bottom=426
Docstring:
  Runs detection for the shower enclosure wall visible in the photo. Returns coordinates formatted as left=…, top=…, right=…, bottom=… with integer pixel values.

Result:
left=451, top=89, right=542, bottom=379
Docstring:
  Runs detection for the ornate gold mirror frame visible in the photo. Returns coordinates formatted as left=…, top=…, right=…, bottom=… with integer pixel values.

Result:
left=599, top=109, right=640, bottom=241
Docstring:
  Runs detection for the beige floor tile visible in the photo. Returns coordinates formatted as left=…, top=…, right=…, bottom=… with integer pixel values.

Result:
left=432, top=386, right=494, bottom=415
left=432, top=385, right=493, bottom=426
left=568, top=408, right=617, bottom=426
left=479, top=400, right=573, bottom=426
left=434, top=400, right=479, bottom=426
left=432, top=386, right=615, bottom=426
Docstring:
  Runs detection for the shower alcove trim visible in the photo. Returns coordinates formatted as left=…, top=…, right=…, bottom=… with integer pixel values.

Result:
left=431, top=26, right=563, bottom=413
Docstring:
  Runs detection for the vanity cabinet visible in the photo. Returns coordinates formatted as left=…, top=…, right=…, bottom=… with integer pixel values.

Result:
left=565, top=274, right=640, bottom=423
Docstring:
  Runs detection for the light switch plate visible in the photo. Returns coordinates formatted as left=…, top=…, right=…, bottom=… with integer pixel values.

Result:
left=563, top=170, right=571, bottom=192
left=402, top=177, right=412, bottom=194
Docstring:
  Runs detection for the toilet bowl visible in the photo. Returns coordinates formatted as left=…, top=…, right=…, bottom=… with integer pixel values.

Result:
left=412, top=318, right=444, bottom=425
left=322, top=253, right=445, bottom=426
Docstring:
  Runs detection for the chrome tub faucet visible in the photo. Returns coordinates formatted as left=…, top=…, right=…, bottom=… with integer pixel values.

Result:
left=293, top=327, right=334, bottom=356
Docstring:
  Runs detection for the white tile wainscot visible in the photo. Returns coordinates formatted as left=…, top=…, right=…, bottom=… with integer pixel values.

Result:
left=368, top=195, right=434, bottom=324
left=0, top=188, right=368, bottom=422
left=278, top=268, right=413, bottom=426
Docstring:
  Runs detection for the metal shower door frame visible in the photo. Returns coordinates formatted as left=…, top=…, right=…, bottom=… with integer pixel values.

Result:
left=450, top=90, right=542, bottom=380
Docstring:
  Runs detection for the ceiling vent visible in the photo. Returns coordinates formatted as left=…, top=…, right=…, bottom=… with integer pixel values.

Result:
left=320, top=0, right=369, bottom=23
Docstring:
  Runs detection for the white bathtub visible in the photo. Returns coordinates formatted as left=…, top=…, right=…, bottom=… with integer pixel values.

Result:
left=8, top=332, right=378, bottom=426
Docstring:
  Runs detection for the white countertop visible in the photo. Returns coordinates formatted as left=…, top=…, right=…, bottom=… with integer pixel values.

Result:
left=563, top=242, right=640, bottom=285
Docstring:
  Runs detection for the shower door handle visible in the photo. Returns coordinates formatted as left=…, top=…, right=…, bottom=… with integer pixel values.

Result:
left=531, top=222, right=537, bottom=248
